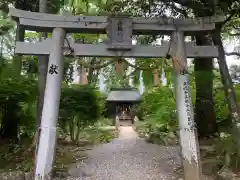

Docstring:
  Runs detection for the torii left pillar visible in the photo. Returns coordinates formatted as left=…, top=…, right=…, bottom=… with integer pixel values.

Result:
left=35, top=27, right=66, bottom=180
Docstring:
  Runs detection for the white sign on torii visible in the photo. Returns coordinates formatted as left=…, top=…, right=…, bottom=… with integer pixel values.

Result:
left=9, top=8, right=224, bottom=180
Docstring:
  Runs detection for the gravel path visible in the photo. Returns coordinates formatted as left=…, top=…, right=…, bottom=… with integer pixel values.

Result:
left=68, top=126, right=181, bottom=180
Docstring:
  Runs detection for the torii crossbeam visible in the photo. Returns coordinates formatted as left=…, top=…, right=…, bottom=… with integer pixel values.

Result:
left=10, top=8, right=224, bottom=34
left=15, top=39, right=219, bottom=58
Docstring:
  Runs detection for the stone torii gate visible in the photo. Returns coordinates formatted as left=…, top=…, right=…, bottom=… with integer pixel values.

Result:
left=9, top=8, right=224, bottom=180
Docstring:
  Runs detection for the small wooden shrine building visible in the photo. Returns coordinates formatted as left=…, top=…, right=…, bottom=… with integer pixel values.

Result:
left=105, top=88, right=141, bottom=125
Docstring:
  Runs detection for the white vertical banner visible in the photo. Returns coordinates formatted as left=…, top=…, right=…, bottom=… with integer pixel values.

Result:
left=139, top=70, right=144, bottom=94
left=161, top=67, right=167, bottom=86
left=99, top=68, right=105, bottom=93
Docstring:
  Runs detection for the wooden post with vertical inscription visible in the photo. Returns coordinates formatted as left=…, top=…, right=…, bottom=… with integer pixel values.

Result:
left=172, top=31, right=202, bottom=180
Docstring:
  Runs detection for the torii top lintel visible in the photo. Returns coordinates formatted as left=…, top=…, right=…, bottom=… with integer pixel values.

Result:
left=9, top=8, right=225, bottom=35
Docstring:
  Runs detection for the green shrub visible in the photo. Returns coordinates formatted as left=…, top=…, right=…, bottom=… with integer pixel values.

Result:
left=58, top=84, right=101, bottom=142
left=136, top=86, right=178, bottom=145
left=136, top=85, right=240, bottom=145
left=94, top=117, right=112, bottom=127
left=99, top=92, right=107, bottom=115
left=78, top=126, right=117, bottom=144
left=214, top=85, right=240, bottom=171
left=215, top=132, right=240, bottom=171
left=214, top=85, right=240, bottom=129
left=60, top=84, right=100, bottom=121
left=0, top=78, right=36, bottom=140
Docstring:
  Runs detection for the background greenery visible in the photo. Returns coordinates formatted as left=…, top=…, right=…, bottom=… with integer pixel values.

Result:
left=0, top=0, right=240, bottom=176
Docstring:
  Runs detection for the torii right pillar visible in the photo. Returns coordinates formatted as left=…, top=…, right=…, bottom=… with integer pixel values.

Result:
left=172, top=31, right=202, bottom=180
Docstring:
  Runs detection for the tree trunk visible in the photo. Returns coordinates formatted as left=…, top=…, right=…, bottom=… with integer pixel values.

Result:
left=88, top=57, right=96, bottom=83
left=0, top=101, right=19, bottom=142
left=1, top=3, right=25, bottom=142
left=69, top=117, right=75, bottom=142
left=212, top=25, right=240, bottom=150
left=194, top=34, right=217, bottom=137
left=153, top=68, right=159, bottom=86
left=33, top=0, right=49, bottom=174
left=0, top=36, right=3, bottom=57
left=35, top=0, right=49, bottom=153
left=13, top=21, right=25, bottom=75
left=116, top=59, right=122, bottom=75
left=79, top=65, right=88, bottom=85
left=76, top=124, right=81, bottom=143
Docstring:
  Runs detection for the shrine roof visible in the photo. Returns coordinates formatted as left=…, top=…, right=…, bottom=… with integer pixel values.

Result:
left=106, top=88, right=141, bottom=102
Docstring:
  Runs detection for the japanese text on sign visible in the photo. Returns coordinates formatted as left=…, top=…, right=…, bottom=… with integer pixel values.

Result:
left=183, top=81, right=195, bottom=131
left=116, top=19, right=123, bottom=42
